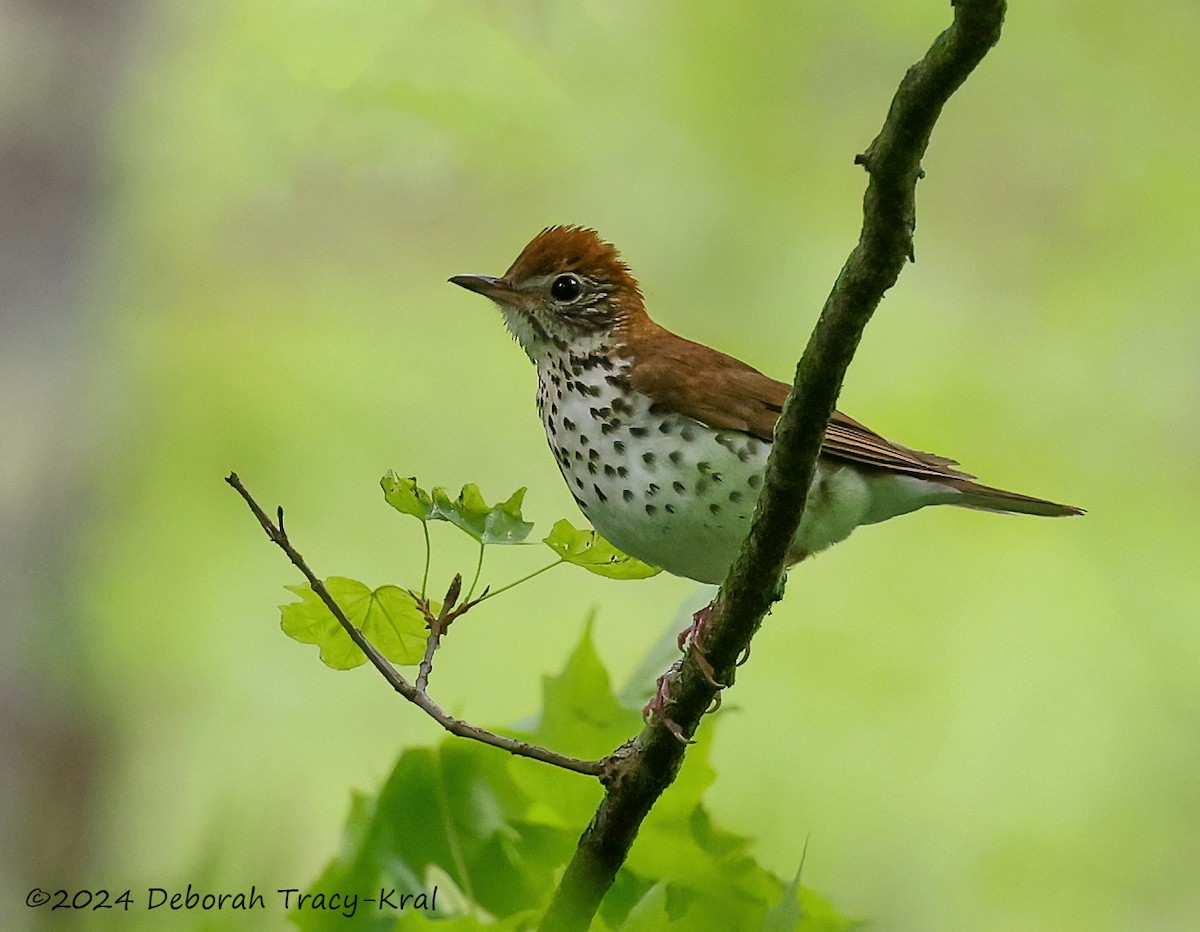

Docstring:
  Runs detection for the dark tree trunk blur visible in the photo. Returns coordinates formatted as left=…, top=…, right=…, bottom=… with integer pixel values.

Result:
left=0, top=0, right=144, bottom=901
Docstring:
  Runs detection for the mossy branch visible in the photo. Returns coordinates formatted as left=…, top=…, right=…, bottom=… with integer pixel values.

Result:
left=539, top=2, right=1008, bottom=928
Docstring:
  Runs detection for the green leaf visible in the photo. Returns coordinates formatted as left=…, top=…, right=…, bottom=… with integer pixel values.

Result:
left=280, top=577, right=429, bottom=669
left=506, top=618, right=642, bottom=844
left=295, top=622, right=860, bottom=931
left=618, top=882, right=671, bottom=931
left=794, top=888, right=863, bottom=932
left=430, top=484, right=534, bottom=544
left=381, top=471, right=435, bottom=521
left=761, top=859, right=864, bottom=932
left=542, top=519, right=661, bottom=579
left=527, top=616, right=640, bottom=760
left=292, top=741, right=576, bottom=931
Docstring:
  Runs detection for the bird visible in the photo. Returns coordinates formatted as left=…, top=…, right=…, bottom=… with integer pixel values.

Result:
left=450, top=226, right=1083, bottom=586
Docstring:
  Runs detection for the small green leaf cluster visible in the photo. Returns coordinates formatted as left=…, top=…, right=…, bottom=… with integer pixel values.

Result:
left=380, top=473, right=658, bottom=578
left=291, top=625, right=860, bottom=932
left=278, top=473, right=660, bottom=669
left=383, top=474, right=534, bottom=545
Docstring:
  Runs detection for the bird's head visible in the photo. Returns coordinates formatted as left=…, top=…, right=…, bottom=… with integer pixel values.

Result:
left=450, top=226, right=646, bottom=360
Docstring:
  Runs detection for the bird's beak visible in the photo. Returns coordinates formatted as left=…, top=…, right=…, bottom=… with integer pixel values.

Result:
left=448, top=274, right=516, bottom=302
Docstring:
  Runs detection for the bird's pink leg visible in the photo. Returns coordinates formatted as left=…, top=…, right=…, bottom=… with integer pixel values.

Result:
left=641, top=660, right=691, bottom=743
left=677, top=603, right=724, bottom=688
left=640, top=602, right=727, bottom=743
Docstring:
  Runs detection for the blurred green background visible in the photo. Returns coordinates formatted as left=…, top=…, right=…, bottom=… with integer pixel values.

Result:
left=3, top=0, right=1198, bottom=929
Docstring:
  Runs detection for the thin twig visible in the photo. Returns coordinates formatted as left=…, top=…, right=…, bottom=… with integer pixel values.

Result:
left=475, top=559, right=564, bottom=603
left=539, top=2, right=1008, bottom=928
left=226, top=472, right=604, bottom=777
left=419, top=521, right=431, bottom=600
left=415, top=574, right=462, bottom=694
left=466, top=541, right=485, bottom=602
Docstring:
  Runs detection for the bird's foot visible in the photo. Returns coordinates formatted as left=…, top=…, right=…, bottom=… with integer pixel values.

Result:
left=643, top=604, right=736, bottom=743
left=677, top=604, right=728, bottom=689
left=642, top=661, right=692, bottom=744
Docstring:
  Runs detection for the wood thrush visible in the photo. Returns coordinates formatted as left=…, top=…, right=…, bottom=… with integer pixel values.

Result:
left=451, top=226, right=1082, bottom=585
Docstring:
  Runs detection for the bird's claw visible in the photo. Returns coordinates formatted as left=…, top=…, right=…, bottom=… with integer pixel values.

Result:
left=642, top=662, right=693, bottom=744
left=690, top=645, right=724, bottom=689
left=643, top=603, right=740, bottom=741
left=677, top=604, right=730, bottom=689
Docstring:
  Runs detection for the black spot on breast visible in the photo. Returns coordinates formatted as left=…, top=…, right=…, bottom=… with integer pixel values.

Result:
left=648, top=483, right=660, bottom=496
left=680, top=424, right=696, bottom=442
left=587, top=461, right=597, bottom=475
left=603, top=464, right=616, bottom=478
left=629, top=426, right=649, bottom=438
left=673, top=481, right=686, bottom=493
left=563, top=417, right=576, bottom=431
left=617, top=466, right=629, bottom=479
left=668, top=450, right=682, bottom=466
left=709, top=503, right=721, bottom=515
left=648, top=402, right=667, bottom=416
left=665, top=503, right=676, bottom=514
left=613, top=440, right=626, bottom=454
left=575, top=476, right=585, bottom=490
left=588, top=448, right=599, bottom=461
left=658, top=421, right=672, bottom=434
left=696, top=479, right=710, bottom=496
left=642, top=451, right=656, bottom=466
left=748, top=473, right=762, bottom=488
left=729, top=490, right=743, bottom=503
left=623, top=489, right=634, bottom=502
left=593, top=484, right=607, bottom=503
left=645, top=504, right=657, bottom=516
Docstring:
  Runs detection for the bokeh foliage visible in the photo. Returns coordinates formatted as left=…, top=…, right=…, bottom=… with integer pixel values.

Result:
left=290, top=626, right=857, bottom=930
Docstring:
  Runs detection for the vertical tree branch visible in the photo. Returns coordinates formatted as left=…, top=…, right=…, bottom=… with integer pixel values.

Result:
left=539, top=2, right=1007, bottom=928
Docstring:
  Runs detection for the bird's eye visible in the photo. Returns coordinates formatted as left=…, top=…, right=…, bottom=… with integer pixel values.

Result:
left=550, top=274, right=583, bottom=303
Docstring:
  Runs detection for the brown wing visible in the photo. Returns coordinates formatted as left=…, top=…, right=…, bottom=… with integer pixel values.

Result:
left=625, top=325, right=976, bottom=482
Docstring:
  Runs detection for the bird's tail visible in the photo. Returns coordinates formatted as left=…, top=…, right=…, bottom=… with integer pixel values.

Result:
left=952, top=480, right=1085, bottom=518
